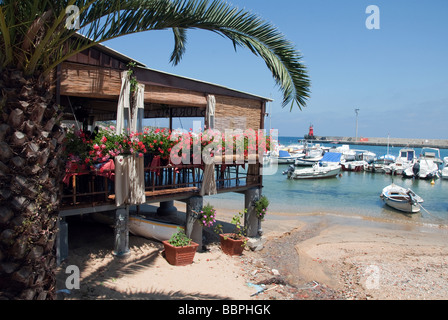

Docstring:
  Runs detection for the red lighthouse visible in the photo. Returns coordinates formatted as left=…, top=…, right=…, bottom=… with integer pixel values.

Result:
left=308, top=125, right=314, bottom=137
left=305, top=124, right=315, bottom=139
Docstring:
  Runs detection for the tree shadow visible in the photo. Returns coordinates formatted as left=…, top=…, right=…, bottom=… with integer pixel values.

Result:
left=55, top=215, right=233, bottom=300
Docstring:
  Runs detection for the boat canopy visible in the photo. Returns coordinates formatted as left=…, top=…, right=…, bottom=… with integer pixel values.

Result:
left=279, top=150, right=292, bottom=157
left=320, top=152, right=342, bottom=163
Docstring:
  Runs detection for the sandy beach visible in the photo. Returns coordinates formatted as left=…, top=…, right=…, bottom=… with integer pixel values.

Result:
left=55, top=202, right=448, bottom=300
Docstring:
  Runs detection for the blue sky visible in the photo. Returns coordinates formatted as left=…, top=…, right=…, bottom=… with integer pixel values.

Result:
left=105, top=0, right=448, bottom=139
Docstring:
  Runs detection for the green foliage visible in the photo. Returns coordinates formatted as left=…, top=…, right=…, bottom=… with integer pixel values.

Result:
left=214, top=209, right=247, bottom=241
left=197, top=203, right=217, bottom=228
left=127, top=61, right=139, bottom=93
left=254, top=195, right=269, bottom=220
left=168, top=227, right=192, bottom=247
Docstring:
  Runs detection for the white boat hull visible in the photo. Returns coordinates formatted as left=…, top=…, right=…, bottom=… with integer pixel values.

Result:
left=441, top=168, right=448, bottom=180
left=129, top=216, right=185, bottom=242
left=294, top=156, right=323, bottom=166
left=288, top=164, right=341, bottom=179
left=403, top=161, right=440, bottom=180
left=380, top=184, right=423, bottom=213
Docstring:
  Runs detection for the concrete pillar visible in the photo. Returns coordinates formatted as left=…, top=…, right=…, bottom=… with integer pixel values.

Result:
left=157, top=200, right=177, bottom=216
left=56, top=216, right=68, bottom=265
left=186, top=196, right=203, bottom=250
left=113, top=206, right=130, bottom=256
left=244, top=187, right=261, bottom=237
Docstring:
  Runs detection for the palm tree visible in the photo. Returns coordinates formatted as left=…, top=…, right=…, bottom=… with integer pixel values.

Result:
left=0, top=0, right=310, bottom=299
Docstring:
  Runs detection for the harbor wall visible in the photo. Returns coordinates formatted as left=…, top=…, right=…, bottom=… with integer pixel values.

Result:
left=309, top=136, right=448, bottom=149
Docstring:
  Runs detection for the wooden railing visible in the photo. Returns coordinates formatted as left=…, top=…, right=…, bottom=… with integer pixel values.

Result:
left=61, top=158, right=261, bottom=208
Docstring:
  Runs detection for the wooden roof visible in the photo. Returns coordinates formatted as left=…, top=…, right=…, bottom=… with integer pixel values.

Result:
left=58, top=38, right=271, bottom=124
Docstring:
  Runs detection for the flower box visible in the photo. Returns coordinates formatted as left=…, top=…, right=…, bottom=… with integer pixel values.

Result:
left=219, top=233, right=247, bottom=256
left=162, top=240, right=199, bottom=266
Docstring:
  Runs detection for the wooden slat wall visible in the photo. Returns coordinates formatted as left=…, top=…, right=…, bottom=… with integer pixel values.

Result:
left=59, top=62, right=263, bottom=131
left=60, top=62, right=122, bottom=99
left=145, top=85, right=206, bottom=107
left=214, top=95, right=262, bottom=131
left=60, top=62, right=206, bottom=107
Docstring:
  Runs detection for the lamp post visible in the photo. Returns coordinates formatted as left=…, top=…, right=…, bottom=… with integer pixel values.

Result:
left=355, top=108, right=360, bottom=142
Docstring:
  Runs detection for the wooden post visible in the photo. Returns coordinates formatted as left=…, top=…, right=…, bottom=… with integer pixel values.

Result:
left=56, top=216, right=68, bottom=265
left=113, top=206, right=130, bottom=256
left=156, top=200, right=177, bottom=216
left=244, top=187, right=261, bottom=237
left=186, top=196, right=203, bottom=250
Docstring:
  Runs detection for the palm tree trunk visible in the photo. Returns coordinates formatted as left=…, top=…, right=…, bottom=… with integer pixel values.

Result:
left=0, top=68, right=65, bottom=300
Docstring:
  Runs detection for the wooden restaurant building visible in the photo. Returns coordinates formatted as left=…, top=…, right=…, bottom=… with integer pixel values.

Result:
left=56, top=41, right=271, bottom=263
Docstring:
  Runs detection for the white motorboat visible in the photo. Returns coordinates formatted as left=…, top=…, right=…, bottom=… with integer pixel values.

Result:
left=387, top=148, right=417, bottom=175
left=380, top=184, right=424, bottom=213
left=376, top=153, right=396, bottom=164
left=129, top=215, right=185, bottom=242
left=274, top=149, right=303, bottom=164
left=332, top=144, right=356, bottom=162
left=354, top=150, right=377, bottom=164
left=365, top=154, right=396, bottom=173
left=286, top=152, right=342, bottom=179
left=403, top=160, right=440, bottom=180
left=342, top=160, right=368, bottom=172
left=440, top=157, right=448, bottom=180
left=294, top=148, right=323, bottom=166
left=403, top=148, right=441, bottom=180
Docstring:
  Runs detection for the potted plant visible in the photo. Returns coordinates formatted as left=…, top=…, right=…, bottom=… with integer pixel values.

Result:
left=214, top=210, right=248, bottom=256
left=162, top=227, right=199, bottom=266
left=254, top=195, right=269, bottom=221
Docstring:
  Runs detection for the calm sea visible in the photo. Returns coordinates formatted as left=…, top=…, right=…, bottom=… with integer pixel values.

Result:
left=206, top=136, right=448, bottom=228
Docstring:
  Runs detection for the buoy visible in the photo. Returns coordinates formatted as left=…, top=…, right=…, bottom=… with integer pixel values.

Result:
left=431, top=179, right=435, bottom=185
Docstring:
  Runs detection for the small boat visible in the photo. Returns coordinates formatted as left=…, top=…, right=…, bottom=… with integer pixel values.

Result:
left=342, top=160, right=368, bottom=172
left=354, top=150, right=377, bottom=164
left=129, top=215, right=185, bottom=242
left=403, top=160, right=440, bottom=180
left=403, top=148, right=442, bottom=180
left=380, top=184, right=424, bottom=213
left=440, top=157, right=448, bottom=180
left=294, top=148, right=323, bottom=166
left=365, top=154, right=396, bottom=173
left=91, top=210, right=185, bottom=242
left=273, top=149, right=303, bottom=164
left=286, top=152, right=342, bottom=179
left=387, top=148, right=417, bottom=175
left=332, top=144, right=356, bottom=162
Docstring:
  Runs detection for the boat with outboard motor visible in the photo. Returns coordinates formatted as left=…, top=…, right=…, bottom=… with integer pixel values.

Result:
left=285, top=152, right=342, bottom=179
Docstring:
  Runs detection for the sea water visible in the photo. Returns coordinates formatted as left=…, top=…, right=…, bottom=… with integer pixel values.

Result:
left=206, top=137, right=448, bottom=228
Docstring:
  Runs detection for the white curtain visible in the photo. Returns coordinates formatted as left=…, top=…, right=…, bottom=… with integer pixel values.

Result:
left=206, top=94, right=215, bottom=130
left=201, top=94, right=217, bottom=196
left=200, top=163, right=217, bottom=196
left=116, top=71, right=130, bottom=136
left=115, top=71, right=146, bottom=206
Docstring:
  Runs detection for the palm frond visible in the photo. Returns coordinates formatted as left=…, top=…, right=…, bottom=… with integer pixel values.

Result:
left=0, top=0, right=310, bottom=109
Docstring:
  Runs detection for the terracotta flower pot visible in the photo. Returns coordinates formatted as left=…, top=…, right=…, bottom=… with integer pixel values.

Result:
left=219, top=234, right=247, bottom=256
left=162, top=240, right=199, bottom=266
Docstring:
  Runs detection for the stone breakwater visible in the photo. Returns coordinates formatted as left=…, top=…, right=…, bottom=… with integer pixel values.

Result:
left=309, top=136, right=448, bottom=149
